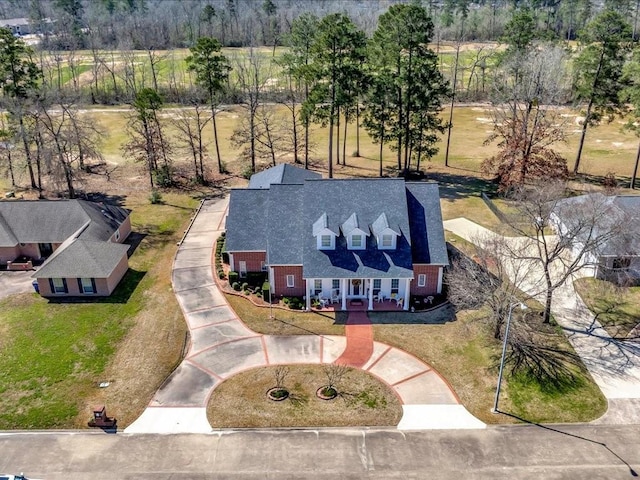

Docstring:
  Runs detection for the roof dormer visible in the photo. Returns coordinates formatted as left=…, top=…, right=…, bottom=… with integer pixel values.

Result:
left=371, top=213, right=400, bottom=250
left=341, top=213, right=369, bottom=250
left=313, top=213, right=337, bottom=250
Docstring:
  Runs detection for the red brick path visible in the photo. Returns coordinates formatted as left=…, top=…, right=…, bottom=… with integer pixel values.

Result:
left=334, top=311, right=374, bottom=368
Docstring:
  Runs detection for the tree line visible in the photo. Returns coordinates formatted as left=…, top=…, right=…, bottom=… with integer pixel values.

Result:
left=3, top=2, right=640, bottom=197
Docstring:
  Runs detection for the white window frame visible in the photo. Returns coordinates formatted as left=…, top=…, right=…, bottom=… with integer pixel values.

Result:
left=286, top=275, right=295, bottom=288
left=417, top=274, right=426, bottom=287
left=321, top=235, right=332, bottom=247
left=391, top=279, right=399, bottom=294
left=239, top=261, right=247, bottom=277
left=80, top=277, right=96, bottom=294
left=382, top=234, right=393, bottom=247
left=314, top=279, right=322, bottom=295
left=261, top=261, right=267, bottom=272
left=351, top=234, right=362, bottom=248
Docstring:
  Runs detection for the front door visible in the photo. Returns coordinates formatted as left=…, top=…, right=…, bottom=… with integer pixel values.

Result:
left=350, top=279, right=363, bottom=297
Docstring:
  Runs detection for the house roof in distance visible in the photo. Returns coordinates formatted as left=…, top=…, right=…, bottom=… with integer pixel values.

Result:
left=0, top=199, right=129, bottom=247
left=553, top=193, right=640, bottom=257
left=248, top=163, right=322, bottom=189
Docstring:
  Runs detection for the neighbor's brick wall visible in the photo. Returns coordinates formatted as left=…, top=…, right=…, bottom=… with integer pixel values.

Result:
left=0, top=246, right=19, bottom=264
left=111, top=216, right=132, bottom=243
left=105, top=254, right=130, bottom=294
left=410, top=265, right=441, bottom=296
left=272, top=265, right=304, bottom=296
left=231, top=251, right=266, bottom=272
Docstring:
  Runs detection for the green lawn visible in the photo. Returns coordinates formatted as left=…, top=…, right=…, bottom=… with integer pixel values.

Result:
left=574, top=278, right=640, bottom=339
left=0, top=192, right=197, bottom=429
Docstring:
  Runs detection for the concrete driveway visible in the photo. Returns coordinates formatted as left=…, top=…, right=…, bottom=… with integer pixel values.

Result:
left=125, top=198, right=484, bottom=434
left=0, top=270, right=36, bottom=300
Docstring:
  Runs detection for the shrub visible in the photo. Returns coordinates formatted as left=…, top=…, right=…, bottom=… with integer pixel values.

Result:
left=246, top=271, right=267, bottom=287
left=241, top=282, right=249, bottom=291
left=283, top=296, right=304, bottom=310
left=232, top=282, right=240, bottom=291
left=228, top=271, right=239, bottom=284
left=262, top=282, right=271, bottom=302
left=149, top=190, right=163, bottom=204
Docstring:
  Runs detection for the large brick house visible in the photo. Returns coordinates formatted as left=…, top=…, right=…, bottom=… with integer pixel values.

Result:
left=225, top=165, right=449, bottom=311
left=0, top=199, right=131, bottom=297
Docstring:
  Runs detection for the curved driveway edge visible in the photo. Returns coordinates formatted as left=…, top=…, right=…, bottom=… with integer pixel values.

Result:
left=125, top=198, right=485, bottom=433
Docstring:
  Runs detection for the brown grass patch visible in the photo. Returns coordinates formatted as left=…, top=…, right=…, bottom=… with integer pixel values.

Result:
left=207, top=364, right=402, bottom=428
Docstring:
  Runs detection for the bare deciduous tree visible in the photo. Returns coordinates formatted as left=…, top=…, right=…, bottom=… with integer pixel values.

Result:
left=483, top=45, right=570, bottom=190
left=503, top=182, right=633, bottom=324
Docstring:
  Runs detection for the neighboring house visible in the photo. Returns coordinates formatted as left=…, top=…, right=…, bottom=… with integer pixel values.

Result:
left=0, top=18, right=34, bottom=36
left=0, top=199, right=131, bottom=297
left=551, top=193, right=640, bottom=284
left=225, top=165, right=449, bottom=311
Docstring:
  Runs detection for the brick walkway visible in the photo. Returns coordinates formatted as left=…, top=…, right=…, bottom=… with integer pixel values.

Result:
left=334, top=311, right=374, bottom=368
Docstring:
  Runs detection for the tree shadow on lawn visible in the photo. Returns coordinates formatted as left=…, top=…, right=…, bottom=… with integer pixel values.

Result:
left=425, top=170, right=498, bottom=201
left=332, top=303, right=457, bottom=325
left=46, top=268, right=146, bottom=305
left=81, top=191, right=128, bottom=207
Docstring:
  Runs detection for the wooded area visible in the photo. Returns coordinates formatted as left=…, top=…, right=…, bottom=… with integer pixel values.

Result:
left=1, top=0, right=640, bottom=196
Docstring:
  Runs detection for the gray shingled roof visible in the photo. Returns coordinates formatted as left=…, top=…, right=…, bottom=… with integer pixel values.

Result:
left=301, top=178, right=415, bottom=279
left=266, top=184, right=305, bottom=264
left=553, top=193, right=640, bottom=257
left=0, top=199, right=129, bottom=246
left=224, top=189, right=270, bottom=252
left=226, top=167, right=449, bottom=278
left=405, top=182, right=449, bottom=265
left=33, top=239, right=129, bottom=278
left=248, top=163, right=322, bottom=189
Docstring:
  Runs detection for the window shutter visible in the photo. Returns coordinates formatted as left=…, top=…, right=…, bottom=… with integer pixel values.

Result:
left=62, top=278, right=68, bottom=293
left=77, top=278, right=83, bottom=293
left=91, top=278, right=97, bottom=294
left=48, top=278, right=54, bottom=293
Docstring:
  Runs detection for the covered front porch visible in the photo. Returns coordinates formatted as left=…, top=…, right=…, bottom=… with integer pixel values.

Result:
left=305, top=277, right=410, bottom=311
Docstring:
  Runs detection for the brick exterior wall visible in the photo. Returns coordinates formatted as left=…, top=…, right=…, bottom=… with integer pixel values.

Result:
left=410, top=265, right=442, bottom=296
left=0, top=246, right=19, bottom=264
left=111, top=216, right=132, bottom=243
left=272, top=265, right=305, bottom=296
left=231, top=251, right=266, bottom=273
left=105, top=254, right=130, bottom=294
left=36, top=252, right=129, bottom=297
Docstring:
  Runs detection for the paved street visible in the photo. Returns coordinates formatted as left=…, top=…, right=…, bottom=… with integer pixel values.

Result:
left=1, top=424, right=639, bottom=479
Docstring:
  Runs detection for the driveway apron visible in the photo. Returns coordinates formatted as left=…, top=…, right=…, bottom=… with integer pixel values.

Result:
left=125, top=199, right=485, bottom=433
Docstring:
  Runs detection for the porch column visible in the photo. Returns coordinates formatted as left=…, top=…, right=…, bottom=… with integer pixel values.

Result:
left=305, top=279, right=311, bottom=311
left=437, top=267, right=444, bottom=294
left=368, top=279, right=374, bottom=310
left=404, top=278, right=410, bottom=311
left=341, top=278, right=347, bottom=310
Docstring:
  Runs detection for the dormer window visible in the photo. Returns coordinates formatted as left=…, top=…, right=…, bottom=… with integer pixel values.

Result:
left=313, top=213, right=337, bottom=250
left=342, top=213, right=369, bottom=251
left=371, top=213, right=399, bottom=250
